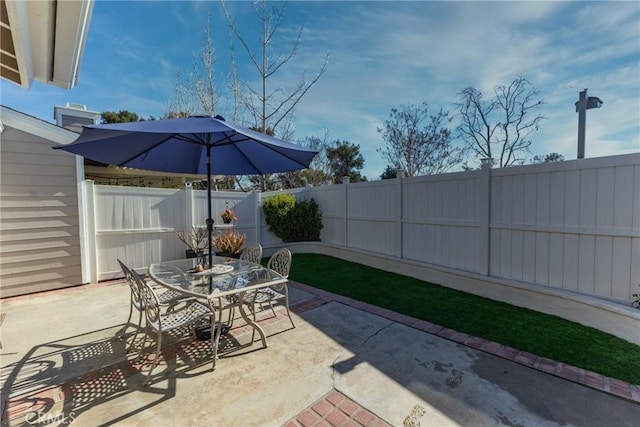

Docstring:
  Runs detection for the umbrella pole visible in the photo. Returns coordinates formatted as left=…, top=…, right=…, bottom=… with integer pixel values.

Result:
left=206, top=144, right=214, bottom=293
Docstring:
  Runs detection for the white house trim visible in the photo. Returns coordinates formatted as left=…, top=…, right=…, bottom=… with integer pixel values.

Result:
left=1, top=0, right=94, bottom=89
left=0, top=106, right=78, bottom=143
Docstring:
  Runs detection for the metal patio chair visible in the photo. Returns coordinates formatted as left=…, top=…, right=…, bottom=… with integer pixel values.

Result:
left=117, top=259, right=187, bottom=353
left=132, top=269, right=214, bottom=385
left=242, top=248, right=295, bottom=331
left=240, top=243, right=262, bottom=265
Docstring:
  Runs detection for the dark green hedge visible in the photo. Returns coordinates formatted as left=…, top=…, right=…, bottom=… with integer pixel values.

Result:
left=262, top=194, right=323, bottom=242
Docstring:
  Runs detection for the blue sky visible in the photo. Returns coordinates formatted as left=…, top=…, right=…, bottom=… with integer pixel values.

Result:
left=2, top=1, right=639, bottom=179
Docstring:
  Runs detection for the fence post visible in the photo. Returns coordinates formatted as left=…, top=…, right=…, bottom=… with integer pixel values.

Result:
left=343, top=177, right=350, bottom=248
left=254, top=190, right=262, bottom=246
left=184, top=183, right=194, bottom=231
left=479, top=158, right=493, bottom=275
left=396, top=169, right=405, bottom=258
left=80, top=180, right=98, bottom=284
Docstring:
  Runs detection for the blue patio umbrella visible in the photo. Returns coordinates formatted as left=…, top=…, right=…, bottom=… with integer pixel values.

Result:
left=54, top=115, right=318, bottom=271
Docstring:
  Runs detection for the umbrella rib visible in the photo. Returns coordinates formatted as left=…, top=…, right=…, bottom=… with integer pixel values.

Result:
left=248, top=138, right=312, bottom=170
left=117, top=133, right=206, bottom=167
left=210, top=131, right=314, bottom=173
left=207, top=132, right=260, bottom=174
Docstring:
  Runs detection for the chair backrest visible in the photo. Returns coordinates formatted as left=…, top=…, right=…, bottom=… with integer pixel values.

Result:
left=267, top=248, right=291, bottom=279
left=131, top=269, right=161, bottom=326
left=158, top=264, right=191, bottom=287
left=118, top=259, right=142, bottom=309
left=240, top=243, right=263, bottom=265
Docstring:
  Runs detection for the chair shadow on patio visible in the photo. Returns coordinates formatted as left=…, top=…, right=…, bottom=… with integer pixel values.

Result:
left=1, top=312, right=287, bottom=426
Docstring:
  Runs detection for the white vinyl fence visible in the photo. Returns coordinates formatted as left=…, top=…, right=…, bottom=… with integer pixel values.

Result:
left=87, top=153, right=639, bottom=304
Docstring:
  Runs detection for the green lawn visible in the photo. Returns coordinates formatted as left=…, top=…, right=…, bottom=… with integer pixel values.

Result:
left=288, top=253, right=640, bottom=385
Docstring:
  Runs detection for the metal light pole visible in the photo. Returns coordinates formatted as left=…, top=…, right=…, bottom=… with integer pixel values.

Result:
left=575, top=89, right=603, bottom=159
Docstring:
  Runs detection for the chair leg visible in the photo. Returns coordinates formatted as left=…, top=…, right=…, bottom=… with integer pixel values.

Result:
left=134, top=325, right=152, bottom=365
left=284, top=286, right=295, bottom=329
left=268, top=300, right=277, bottom=318
left=118, top=301, right=134, bottom=339
left=250, top=302, right=258, bottom=344
left=126, top=310, right=144, bottom=353
left=211, top=312, right=223, bottom=371
left=226, top=305, right=236, bottom=328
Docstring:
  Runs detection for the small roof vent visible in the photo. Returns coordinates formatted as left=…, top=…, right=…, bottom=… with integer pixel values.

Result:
left=54, top=103, right=100, bottom=133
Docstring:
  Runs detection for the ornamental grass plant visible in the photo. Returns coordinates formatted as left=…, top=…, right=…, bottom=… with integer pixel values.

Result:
left=213, top=230, right=246, bottom=257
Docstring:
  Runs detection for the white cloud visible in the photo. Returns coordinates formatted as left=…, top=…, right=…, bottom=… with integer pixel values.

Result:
left=2, top=1, right=637, bottom=179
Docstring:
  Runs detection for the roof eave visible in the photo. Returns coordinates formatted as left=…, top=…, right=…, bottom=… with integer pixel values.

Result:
left=1, top=0, right=94, bottom=90
left=50, top=0, right=94, bottom=89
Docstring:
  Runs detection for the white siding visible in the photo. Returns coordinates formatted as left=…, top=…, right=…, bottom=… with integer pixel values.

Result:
left=0, top=127, right=82, bottom=297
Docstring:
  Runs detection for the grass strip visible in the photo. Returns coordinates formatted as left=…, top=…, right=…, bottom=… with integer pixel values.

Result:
left=289, top=253, right=640, bottom=385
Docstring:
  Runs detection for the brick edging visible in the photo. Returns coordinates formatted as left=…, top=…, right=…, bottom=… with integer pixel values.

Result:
left=288, top=281, right=640, bottom=403
left=284, top=389, right=391, bottom=427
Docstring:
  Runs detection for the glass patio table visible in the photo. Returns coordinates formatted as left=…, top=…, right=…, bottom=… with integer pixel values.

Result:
left=148, top=256, right=286, bottom=353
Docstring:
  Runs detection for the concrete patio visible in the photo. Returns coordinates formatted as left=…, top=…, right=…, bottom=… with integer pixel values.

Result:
left=1, top=279, right=638, bottom=426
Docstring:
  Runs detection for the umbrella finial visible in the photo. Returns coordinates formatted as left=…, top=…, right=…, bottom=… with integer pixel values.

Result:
left=214, top=115, right=225, bottom=121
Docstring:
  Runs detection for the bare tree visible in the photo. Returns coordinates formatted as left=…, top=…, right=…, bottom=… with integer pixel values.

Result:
left=278, top=133, right=333, bottom=188
left=456, top=76, right=544, bottom=168
left=166, top=2, right=328, bottom=190
left=377, top=103, right=462, bottom=177
left=166, top=16, right=219, bottom=118
left=302, top=131, right=332, bottom=179
left=221, top=0, right=329, bottom=135
left=221, top=0, right=329, bottom=190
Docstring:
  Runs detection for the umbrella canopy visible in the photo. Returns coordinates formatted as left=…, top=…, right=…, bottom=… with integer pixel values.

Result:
left=54, top=115, right=318, bottom=274
left=54, top=116, right=318, bottom=175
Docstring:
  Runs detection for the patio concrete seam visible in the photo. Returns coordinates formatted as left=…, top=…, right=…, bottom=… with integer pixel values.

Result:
left=288, top=281, right=640, bottom=404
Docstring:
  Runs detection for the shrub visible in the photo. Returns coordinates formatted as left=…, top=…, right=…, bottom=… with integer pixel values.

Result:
left=262, top=194, right=295, bottom=239
left=263, top=194, right=323, bottom=242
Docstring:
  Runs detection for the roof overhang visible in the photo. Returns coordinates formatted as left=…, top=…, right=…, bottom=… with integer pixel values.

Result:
left=0, top=105, right=78, bottom=143
left=0, top=0, right=94, bottom=90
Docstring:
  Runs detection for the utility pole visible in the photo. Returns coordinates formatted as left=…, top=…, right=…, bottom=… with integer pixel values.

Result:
left=577, top=89, right=587, bottom=159
left=575, top=89, right=603, bottom=159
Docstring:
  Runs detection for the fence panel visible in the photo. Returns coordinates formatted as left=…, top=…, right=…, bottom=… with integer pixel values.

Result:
left=403, top=171, right=483, bottom=272
left=94, top=185, right=186, bottom=279
left=191, top=190, right=254, bottom=228
left=304, top=185, right=346, bottom=246
left=346, top=180, right=399, bottom=256
left=95, top=186, right=183, bottom=232
left=489, top=154, right=640, bottom=300
left=90, top=153, right=639, bottom=303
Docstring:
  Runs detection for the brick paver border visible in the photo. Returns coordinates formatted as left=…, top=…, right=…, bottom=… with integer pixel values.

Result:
left=284, top=389, right=391, bottom=427
left=287, top=280, right=640, bottom=404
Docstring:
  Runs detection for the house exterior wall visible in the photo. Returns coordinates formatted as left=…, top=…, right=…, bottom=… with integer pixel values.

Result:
left=0, top=126, right=83, bottom=297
